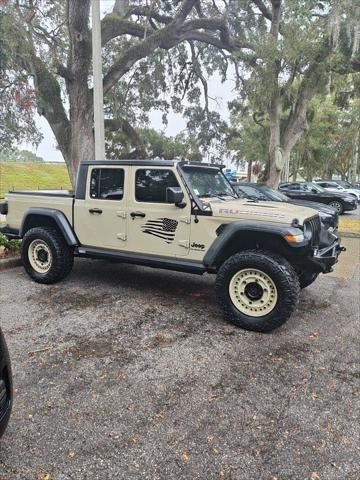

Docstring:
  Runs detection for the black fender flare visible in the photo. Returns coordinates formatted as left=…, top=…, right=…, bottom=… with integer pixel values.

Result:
left=20, top=208, right=78, bottom=246
left=203, top=221, right=308, bottom=270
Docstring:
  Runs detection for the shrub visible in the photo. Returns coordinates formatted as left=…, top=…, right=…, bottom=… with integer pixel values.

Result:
left=0, top=233, right=21, bottom=253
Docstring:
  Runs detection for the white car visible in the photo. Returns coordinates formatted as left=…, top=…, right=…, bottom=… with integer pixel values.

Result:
left=315, top=181, right=360, bottom=202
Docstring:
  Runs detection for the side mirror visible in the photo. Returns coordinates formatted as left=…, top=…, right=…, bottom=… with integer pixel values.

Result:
left=166, top=187, right=186, bottom=208
left=311, top=188, right=318, bottom=193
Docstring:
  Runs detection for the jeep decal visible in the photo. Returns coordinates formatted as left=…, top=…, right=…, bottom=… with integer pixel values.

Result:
left=141, top=218, right=178, bottom=243
left=191, top=242, right=205, bottom=250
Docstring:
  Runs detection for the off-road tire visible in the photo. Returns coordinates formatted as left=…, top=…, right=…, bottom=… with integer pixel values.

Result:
left=21, top=227, right=74, bottom=284
left=215, top=250, right=300, bottom=333
left=298, top=270, right=319, bottom=289
left=328, top=200, right=344, bottom=214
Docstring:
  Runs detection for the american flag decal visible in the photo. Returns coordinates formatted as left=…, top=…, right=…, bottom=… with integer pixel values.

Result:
left=141, top=218, right=178, bottom=243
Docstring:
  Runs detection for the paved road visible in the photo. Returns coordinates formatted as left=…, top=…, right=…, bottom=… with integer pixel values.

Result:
left=0, top=241, right=359, bottom=480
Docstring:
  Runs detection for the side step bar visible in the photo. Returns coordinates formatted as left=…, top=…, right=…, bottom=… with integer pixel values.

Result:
left=77, top=247, right=207, bottom=275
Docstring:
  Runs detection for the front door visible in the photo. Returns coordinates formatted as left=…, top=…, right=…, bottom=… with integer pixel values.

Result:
left=127, top=167, right=191, bottom=257
left=74, top=166, right=128, bottom=250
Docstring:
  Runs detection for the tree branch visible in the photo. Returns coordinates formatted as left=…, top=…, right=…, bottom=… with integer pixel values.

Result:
left=252, top=0, right=272, bottom=22
left=175, top=0, right=198, bottom=23
left=125, top=6, right=173, bottom=25
left=105, top=118, right=146, bottom=158
left=102, top=16, right=244, bottom=94
left=101, top=16, right=147, bottom=45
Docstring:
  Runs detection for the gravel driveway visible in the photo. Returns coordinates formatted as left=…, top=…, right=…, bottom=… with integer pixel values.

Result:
left=0, top=243, right=359, bottom=480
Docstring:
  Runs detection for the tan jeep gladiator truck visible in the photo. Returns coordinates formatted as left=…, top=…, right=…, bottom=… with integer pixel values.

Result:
left=0, top=160, right=344, bottom=332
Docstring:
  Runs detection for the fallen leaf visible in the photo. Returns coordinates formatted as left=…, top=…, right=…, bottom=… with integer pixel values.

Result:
left=219, top=471, right=225, bottom=477
left=312, top=393, right=320, bottom=400
left=155, top=411, right=165, bottom=419
left=133, top=463, right=140, bottom=470
left=181, top=452, right=189, bottom=461
left=311, top=473, right=319, bottom=480
left=127, top=404, right=135, bottom=411
left=212, top=447, right=220, bottom=454
left=68, top=451, right=75, bottom=458
left=271, top=476, right=278, bottom=480
left=309, top=331, right=319, bottom=338
left=132, top=437, right=138, bottom=444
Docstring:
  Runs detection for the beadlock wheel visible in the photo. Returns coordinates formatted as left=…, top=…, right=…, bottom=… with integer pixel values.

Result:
left=28, top=239, right=53, bottom=273
left=229, top=268, right=278, bottom=317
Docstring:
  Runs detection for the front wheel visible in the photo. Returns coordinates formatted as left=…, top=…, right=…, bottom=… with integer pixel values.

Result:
left=215, top=250, right=300, bottom=332
left=21, top=227, right=74, bottom=284
left=328, top=200, right=344, bottom=214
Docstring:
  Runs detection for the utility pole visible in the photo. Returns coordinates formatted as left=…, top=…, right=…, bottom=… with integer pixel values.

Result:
left=92, top=0, right=105, bottom=160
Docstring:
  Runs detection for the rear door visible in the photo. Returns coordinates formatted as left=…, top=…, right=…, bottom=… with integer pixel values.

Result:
left=74, top=166, right=128, bottom=249
left=126, top=166, right=191, bottom=257
left=281, top=183, right=301, bottom=199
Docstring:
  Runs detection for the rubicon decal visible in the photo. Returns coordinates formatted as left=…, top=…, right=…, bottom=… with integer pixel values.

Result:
left=141, top=218, right=178, bottom=243
left=219, top=208, right=286, bottom=219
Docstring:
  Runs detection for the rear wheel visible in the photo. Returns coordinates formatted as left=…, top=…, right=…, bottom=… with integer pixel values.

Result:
left=21, top=227, right=74, bottom=284
left=328, top=200, right=344, bottom=214
left=216, top=250, right=300, bottom=332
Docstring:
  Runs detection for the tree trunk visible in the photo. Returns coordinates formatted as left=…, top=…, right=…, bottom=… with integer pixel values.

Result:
left=349, top=127, right=359, bottom=184
left=67, top=87, right=94, bottom=184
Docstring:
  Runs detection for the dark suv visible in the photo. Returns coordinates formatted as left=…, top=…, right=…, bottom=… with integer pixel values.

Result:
left=0, top=328, right=12, bottom=438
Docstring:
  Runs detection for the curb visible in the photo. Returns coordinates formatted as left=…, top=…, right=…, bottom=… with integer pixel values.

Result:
left=339, top=231, right=360, bottom=239
left=0, top=257, right=22, bottom=271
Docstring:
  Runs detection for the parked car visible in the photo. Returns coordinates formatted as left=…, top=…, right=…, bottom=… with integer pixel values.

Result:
left=232, top=182, right=338, bottom=232
left=315, top=181, right=360, bottom=202
left=0, top=328, right=12, bottom=438
left=278, top=182, right=357, bottom=214
left=0, top=160, right=344, bottom=332
left=331, top=180, right=360, bottom=190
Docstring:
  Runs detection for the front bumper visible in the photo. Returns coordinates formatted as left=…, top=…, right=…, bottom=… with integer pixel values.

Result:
left=310, top=240, right=345, bottom=273
left=343, top=200, right=358, bottom=211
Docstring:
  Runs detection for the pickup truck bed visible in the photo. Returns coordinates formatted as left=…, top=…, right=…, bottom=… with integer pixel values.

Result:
left=0, top=191, right=74, bottom=233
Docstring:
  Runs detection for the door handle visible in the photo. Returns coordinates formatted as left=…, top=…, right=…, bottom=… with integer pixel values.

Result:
left=89, top=208, right=103, bottom=214
left=130, top=211, right=146, bottom=218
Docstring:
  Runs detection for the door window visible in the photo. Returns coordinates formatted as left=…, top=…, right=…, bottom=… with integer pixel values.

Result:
left=135, top=169, right=180, bottom=203
left=90, top=168, right=125, bottom=200
left=286, top=183, right=300, bottom=190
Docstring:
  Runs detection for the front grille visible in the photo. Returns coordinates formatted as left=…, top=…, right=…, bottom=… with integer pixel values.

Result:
left=305, top=215, right=321, bottom=246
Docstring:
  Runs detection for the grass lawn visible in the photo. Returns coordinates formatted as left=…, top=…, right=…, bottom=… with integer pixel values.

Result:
left=338, top=215, right=360, bottom=234
left=0, top=163, right=71, bottom=198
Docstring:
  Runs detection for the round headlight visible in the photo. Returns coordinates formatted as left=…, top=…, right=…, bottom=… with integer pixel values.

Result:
left=303, top=222, right=313, bottom=240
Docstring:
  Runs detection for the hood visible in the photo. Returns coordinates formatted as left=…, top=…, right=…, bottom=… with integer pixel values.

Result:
left=288, top=200, right=337, bottom=215
left=318, top=191, right=355, bottom=200
left=207, top=198, right=318, bottom=225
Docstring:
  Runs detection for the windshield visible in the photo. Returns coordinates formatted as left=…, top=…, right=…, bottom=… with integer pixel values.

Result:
left=236, top=185, right=268, bottom=201
left=336, top=180, right=352, bottom=188
left=259, top=185, right=290, bottom=201
left=182, top=167, right=237, bottom=199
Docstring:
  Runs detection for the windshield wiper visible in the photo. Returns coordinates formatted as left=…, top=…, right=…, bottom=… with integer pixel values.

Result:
left=218, top=192, right=238, bottom=199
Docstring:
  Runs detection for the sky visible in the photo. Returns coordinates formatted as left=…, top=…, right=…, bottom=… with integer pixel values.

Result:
left=21, top=1, right=236, bottom=163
